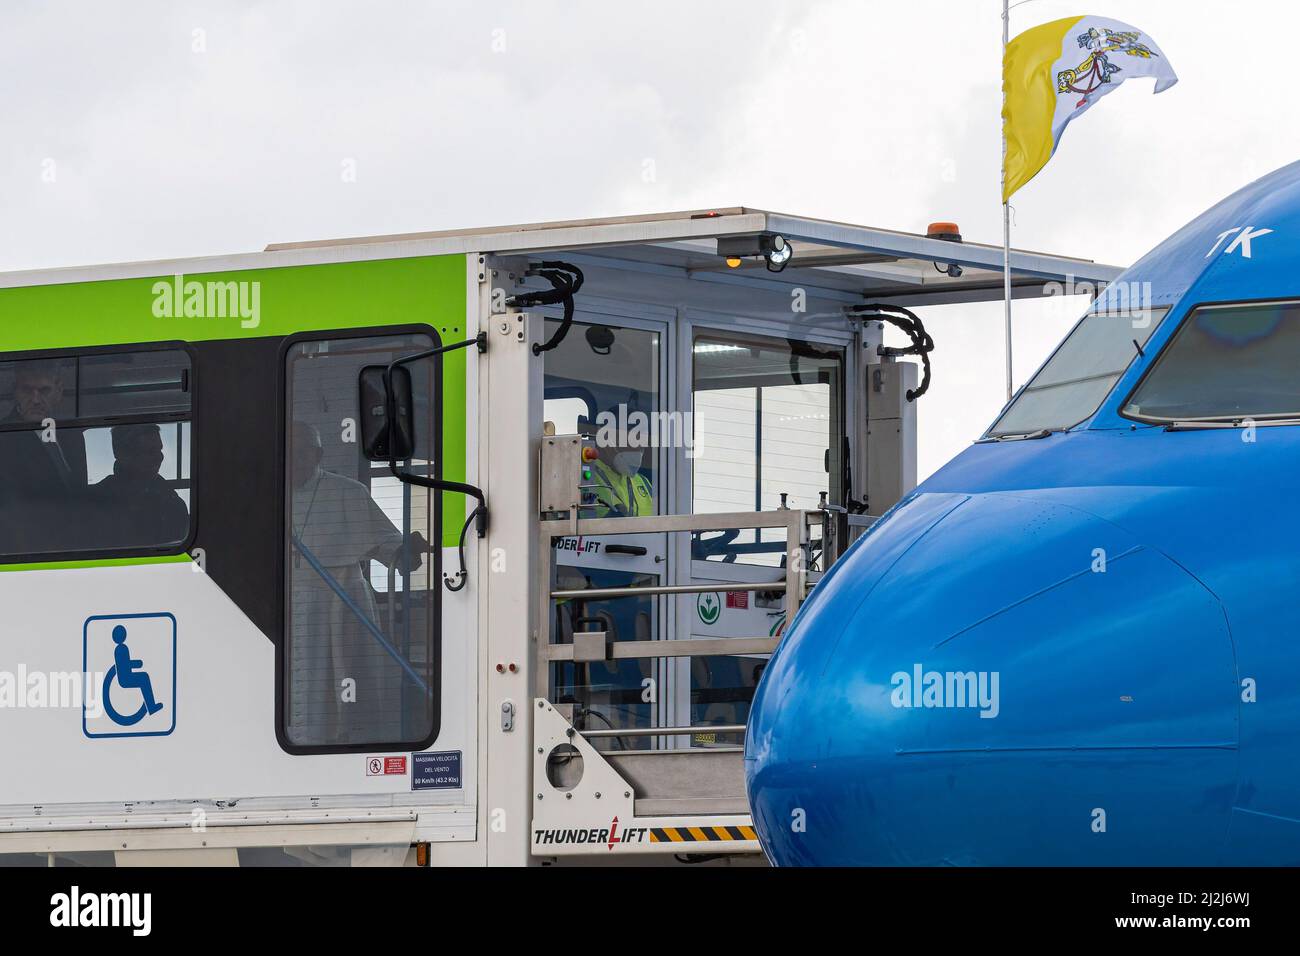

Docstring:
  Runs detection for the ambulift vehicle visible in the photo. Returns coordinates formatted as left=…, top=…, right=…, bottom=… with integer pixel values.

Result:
left=0, top=209, right=1118, bottom=865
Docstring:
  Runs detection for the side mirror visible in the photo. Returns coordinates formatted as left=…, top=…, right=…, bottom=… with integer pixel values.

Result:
left=359, top=364, right=415, bottom=461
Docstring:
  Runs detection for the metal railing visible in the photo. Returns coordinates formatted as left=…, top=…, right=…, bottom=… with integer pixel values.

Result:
left=536, top=508, right=825, bottom=748
left=580, top=724, right=746, bottom=739
left=550, top=580, right=786, bottom=601
left=543, top=636, right=782, bottom=662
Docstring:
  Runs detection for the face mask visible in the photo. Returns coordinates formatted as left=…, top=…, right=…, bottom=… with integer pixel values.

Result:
left=613, top=450, right=644, bottom=475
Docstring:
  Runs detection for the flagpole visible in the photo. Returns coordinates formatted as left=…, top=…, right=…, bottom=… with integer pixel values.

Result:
left=1001, top=0, right=1013, bottom=403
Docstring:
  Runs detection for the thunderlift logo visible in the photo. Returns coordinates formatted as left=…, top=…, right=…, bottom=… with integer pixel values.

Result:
left=533, top=816, right=650, bottom=850
left=553, top=536, right=602, bottom=557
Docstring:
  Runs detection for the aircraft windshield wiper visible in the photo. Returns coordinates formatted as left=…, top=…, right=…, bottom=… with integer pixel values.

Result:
left=1163, top=419, right=1240, bottom=431
left=1165, top=417, right=1300, bottom=431
left=978, top=428, right=1053, bottom=443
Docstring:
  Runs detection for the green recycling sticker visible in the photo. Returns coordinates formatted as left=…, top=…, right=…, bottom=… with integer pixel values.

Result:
left=697, top=591, right=722, bottom=626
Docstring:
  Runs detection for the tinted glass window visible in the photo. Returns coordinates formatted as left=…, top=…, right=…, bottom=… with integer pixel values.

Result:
left=988, top=309, right=1165, bottom=437
left=1123, top=301, right=1300, bottom=422
left=0, top=350, right=192, bottom=558
left=80, top=352, right=190, bottom=417
left=283, top=333, right=438, bottom=750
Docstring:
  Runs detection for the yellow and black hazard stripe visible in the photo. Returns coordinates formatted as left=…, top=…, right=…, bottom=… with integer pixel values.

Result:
left=649, top=825, right=757, bottom=844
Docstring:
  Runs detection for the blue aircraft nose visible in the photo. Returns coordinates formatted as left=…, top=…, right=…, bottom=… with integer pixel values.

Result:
left=745, top=492, right=1240, bottom=866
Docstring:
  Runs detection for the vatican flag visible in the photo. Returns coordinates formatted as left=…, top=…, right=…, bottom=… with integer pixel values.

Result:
left=1003, top=15, right=1177, bottom=201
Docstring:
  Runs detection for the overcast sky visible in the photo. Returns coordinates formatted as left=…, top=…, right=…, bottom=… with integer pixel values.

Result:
left=4, top=0, right=1297, bottom=477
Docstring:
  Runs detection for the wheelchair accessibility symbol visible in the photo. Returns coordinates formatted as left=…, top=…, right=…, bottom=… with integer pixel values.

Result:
left=83, top=613, right=176, bottom=739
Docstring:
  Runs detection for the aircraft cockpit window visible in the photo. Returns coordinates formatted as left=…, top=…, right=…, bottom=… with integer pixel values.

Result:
left=987, top=308, right=1167, bottom=437
left=1123, top=301, right=1300, bottom=424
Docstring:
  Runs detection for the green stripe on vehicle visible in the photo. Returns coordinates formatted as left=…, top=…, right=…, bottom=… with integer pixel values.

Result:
left=0, top=554, right=195, bottom=573
left=0, top=256, right=467, bottom=348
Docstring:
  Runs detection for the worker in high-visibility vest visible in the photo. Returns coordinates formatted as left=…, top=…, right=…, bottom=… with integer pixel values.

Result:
left=584, top=441, right=653, bottom=517
left=560, top=427, right=655, bottom=743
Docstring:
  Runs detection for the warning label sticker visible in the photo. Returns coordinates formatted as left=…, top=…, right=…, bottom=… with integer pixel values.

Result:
left=366, top=756, right=408, bottom=776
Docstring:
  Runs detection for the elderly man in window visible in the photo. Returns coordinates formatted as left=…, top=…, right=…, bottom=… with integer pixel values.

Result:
left=0, top=361, right=88, bottom=553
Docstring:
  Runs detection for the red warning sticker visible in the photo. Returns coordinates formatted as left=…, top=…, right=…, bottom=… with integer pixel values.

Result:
left=726, top=591, right=749, bottom=609
left=366, top=756, right=408, bottom=776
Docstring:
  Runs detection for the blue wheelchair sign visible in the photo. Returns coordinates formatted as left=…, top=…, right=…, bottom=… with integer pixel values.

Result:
left=83, top=613, right=176, bottom=739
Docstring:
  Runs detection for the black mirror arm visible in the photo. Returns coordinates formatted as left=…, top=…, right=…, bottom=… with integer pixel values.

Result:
left=383, top=332, right=490, bottom=593
left=387, top=473, right=486, bottom=533
left=387, top=331, right=488, bottom=375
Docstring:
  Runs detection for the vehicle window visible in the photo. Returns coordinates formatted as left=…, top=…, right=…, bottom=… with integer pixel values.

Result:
left=79, top=351, right=191, bottom=417
left=691, top=334, right=841, bottom=566
left=283, top=332, right=439, bottom=751
left=542, top=318, right=663, bottom=750
left=0, top=350, right=192, bottom=558
left=542, top=318, right=661, bottom=519
left=1123, top=301, right=1300, bottom=423
left=988, top=308, right=1166, bottom=437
